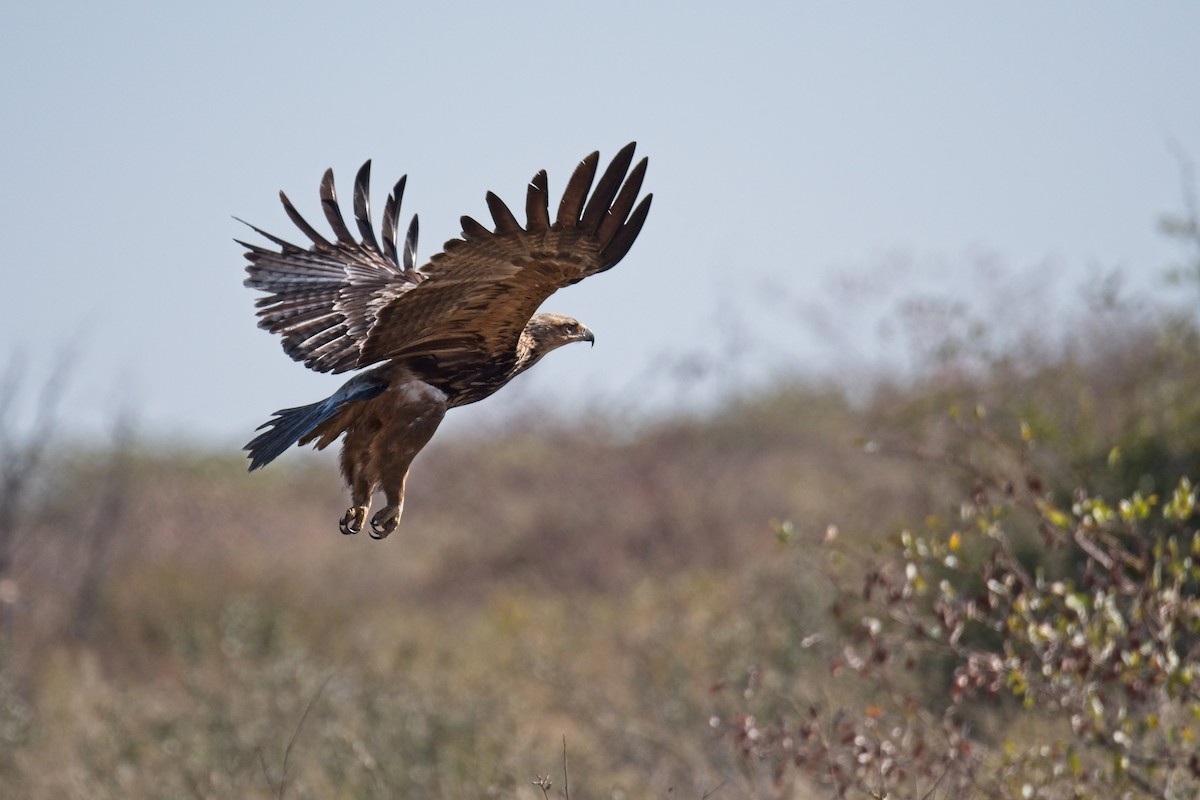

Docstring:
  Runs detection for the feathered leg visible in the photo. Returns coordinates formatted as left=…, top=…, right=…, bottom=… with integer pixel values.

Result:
left=339, top=444, right=375, bottom=535
left=370, top=469, right=408, bottom=539
left=364, top=386, right=447, bottom=539
left=326, top=376, right=447, bottom=539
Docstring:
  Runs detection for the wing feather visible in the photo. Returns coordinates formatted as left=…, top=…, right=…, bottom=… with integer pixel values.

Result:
left=403, top=216, right=419, bottom=273
left=580, top=141, right=636, bottom=234
left=279, top=191, right=335, bottom=250
left=233, top=220, right=306, bottom=253
left=486, top=191, right=522, bottom=235
left=555, top=150, right=599, bottom=227
left=525, top=170, right=551, bottom=233
left=460, top=215, right=490, bottom=240
left=381, top=175, right=407, bottom=266
left=353, top=161, right=382, bottom=254
left=319, top=169, right=357, bottom=246
left=596, top=157, right=648, bottom=244
left=601, top=193, right=653, bottom=268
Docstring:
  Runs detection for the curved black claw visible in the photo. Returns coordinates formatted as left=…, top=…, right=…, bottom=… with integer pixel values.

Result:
left=369, top=507, right=399, bottom=539
left=340, top=506, right=366, bottom=535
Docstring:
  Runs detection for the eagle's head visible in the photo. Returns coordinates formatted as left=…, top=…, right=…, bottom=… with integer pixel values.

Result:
left=522, top=312, right=595, bottom=360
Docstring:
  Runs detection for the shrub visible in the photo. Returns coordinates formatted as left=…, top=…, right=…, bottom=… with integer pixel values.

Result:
left=723, top=406, right=1200, bottom=799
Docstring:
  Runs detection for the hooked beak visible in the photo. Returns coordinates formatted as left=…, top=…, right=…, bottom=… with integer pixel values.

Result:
left=582, top=327, right=595, bottom=348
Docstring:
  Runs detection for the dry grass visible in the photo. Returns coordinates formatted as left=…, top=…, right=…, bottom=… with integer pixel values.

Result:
left=4, top=287, right=1200, bottom=798
left=1, top=380, right=905, bottom=799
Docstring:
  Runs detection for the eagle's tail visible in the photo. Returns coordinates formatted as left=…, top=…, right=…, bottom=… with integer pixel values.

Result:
left=244, top=373, right=386, bottom=471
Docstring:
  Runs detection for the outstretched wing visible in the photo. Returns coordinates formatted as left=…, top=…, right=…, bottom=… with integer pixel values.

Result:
left=358, top=142, right=652, bottom=367
left=240, top=161, right=421, bottom=373
left=241, top=144, right=652, bottom=374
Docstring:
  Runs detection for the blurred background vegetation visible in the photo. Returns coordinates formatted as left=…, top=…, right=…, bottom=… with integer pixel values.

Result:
left=1, top=172, right=1198, bottom=799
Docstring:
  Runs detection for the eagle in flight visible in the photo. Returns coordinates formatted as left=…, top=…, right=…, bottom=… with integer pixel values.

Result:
left=240, top=144, right=652, bottom=538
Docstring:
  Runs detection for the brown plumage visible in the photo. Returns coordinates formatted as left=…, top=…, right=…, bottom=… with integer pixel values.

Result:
left=240, top=144, right=652, bottom=537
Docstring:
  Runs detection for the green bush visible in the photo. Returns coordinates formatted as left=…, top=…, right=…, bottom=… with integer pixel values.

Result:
left=724, top=383, right=1200, bottom=799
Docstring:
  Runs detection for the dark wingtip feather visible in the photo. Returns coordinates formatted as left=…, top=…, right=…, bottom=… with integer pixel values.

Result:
left=596, top=157, right=648, bottom=245
left=403, top=215, right=419, bottom=272
left=486, top=191, right=522, bottom=234
left=381, top=174, right=408, bottom=266
left=525, top=170, right=551, bottom=233
left=280, top=190, right=335, bottom=249
left=555, top=150, right=600, bottom=227
left=600, top=193, right=652, bottom=269
left=460, top=214, right=490, bottom=240
left=233, top=216, right=304, bottom=252
left=353, top=160, right=382, bottom=253
left=319, top=168, right=356, bottom=245
left=580, top=142, right=637, bottom=234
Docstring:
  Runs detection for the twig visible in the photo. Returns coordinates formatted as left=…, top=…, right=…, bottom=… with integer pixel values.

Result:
left=918, top=757, right=953, bottom=800
left=257, top=747, right=273, bottom=793
left=1123, top=765, right=1170, bottom=800
left=259, top=672, right=334, bottom=800
left=562, top=734, right=570, bottom=800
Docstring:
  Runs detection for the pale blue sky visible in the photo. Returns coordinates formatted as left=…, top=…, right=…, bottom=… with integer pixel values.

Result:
left=3, top=2, right=1198, bottom=444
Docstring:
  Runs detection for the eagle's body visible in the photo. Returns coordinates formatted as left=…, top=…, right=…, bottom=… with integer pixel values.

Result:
left=240, top=144, right=651, bottom=537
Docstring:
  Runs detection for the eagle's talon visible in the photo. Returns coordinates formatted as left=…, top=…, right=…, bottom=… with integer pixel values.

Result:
left=369, top=507, right=399, bottom=539
left=340, top=507, right=366, bottom=535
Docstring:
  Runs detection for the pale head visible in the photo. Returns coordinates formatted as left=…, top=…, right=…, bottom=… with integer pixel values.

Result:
left=519, top=312, right=595, bottom=364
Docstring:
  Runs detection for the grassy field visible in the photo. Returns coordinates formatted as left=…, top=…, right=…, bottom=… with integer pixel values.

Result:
left=3, top=278, right=1200, bottom=798
left=3, top=385, right=901, bottom=798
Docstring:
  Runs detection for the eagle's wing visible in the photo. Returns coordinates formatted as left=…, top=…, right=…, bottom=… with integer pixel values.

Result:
left=242, top=144, right=651, bottom=374
left=358, top=142, right=652, bottom=367
left=240, top=162, right=422, bottom=374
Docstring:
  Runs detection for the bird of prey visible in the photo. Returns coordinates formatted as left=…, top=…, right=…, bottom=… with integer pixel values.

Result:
left=239, top=144, right=652, bottom=538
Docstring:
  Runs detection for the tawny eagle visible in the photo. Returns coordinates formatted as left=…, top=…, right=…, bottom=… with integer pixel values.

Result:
left=240, top=144, right=652, bottom=538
